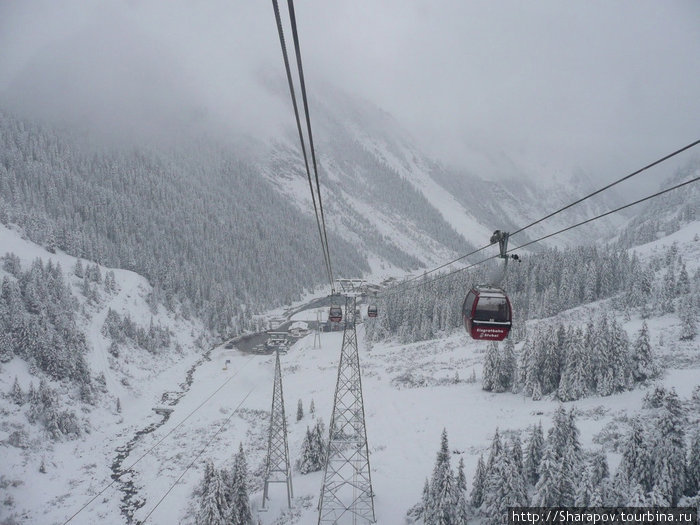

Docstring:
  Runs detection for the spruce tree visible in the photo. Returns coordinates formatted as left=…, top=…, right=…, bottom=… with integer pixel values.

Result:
left=485, top=428, right=503, bottom=475
left=679, top=295, right=698, bottom=340
left=619, top=417, right=653, bottom=492
left=197, top=460, right=228, bottom=525
left=313, top=419, right=327, bottom=467
left=297, top=426, right=319, bottom=474
left=653, top=389, right=686, bottom=504
left=524, top=422, right=544, bottom=485
left=628, top=483, right=647, bottom=506
left=421, top=477, right=431, bottom=520
left=470, top=454, right=486, bottom=509
left=499, top=336, right=516, bottom=392
left=296, top=398, right=304, bottom=421
left=686, top=430, right=700, bottom=497
left=11, top=376, right=23, bottom=405
left=631, top=322, right=656, bottom=381
left=454, top=457, right=469, bottom=525
left=482, top=341, right=499, bottom=392
left=455, top=457, right=467, bottom=495
left=589, top=450, right=609, bottom=485
left=455, top=489, right=469, bottom=525
left=676, top=263, right=690, bottom=296
left=575, top=464, right=596, bottom=506
left=508, top=437, right=528, bottom=506
left=483, top=444, right=528, bottom=525
left=229, top=444, right=253, bottom=525
left=426, top=428, right=458, bottom=525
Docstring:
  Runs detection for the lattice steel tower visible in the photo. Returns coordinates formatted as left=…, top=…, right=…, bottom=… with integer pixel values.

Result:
left=318, top=280, right=376, bottom=524
left=262, top=349, right=293, bottom=509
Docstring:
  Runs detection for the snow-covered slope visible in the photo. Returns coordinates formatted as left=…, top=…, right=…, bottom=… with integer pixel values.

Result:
left=0, top=223, right=210, bottom=524
left=261, top=84, right=627, bottom=270
left=2, top=221, right=695, bottom=524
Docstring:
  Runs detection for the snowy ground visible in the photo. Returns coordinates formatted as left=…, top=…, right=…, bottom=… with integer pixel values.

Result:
left=17, top=301, right=695, bottom=525
left=1, top=223, right=698, bottom=525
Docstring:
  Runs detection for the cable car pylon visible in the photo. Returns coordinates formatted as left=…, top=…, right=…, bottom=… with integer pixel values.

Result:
left=318, top=280, right=376, bottom=524
left=262, top=349, right=293, bottom=510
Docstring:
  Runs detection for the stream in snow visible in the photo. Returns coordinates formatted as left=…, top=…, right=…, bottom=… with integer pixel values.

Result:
left=110, top=348, right=212, bottom=523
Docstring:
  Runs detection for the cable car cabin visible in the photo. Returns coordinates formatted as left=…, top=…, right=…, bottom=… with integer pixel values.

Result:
left=367, top=305, right=378, bottom=318
left=462, top=287, right=512, bottom=341
left=328, top=306, right=343, bottom=323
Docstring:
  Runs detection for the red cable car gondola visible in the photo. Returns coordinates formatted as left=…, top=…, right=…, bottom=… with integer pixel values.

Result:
left=328, top=302, right=343, bottom=323
left=462, top=286, right=512, bottom=341
left=367, top=305, right=378, bottom=318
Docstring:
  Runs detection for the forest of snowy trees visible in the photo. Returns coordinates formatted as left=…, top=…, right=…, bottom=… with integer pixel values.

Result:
left=480, top=316, right=659, bottom=401
left=0, top=111, right=372, bottom=336
left=0, top=110, right=482, bottom=338
left=194, top=445, right=253, bottom=525
left=366, top=242, right=699, bottom=350
left=102, top=308, right=172, bottom=355
left=410, top=396, right=700, bottom=524
left=0, top=253, right=91, bottom=388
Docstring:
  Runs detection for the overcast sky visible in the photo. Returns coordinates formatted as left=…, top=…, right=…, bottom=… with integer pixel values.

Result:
left=0, top=0, right=698, bottom=188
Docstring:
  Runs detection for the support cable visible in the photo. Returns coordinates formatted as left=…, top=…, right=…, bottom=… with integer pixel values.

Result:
left=141, top=387, right=256, bottom=523
left=378, top=140, right=699, bottom=297
left=510, top=139, right=699, bottom=237
left=287, top=0, right=335, bottom=286
left=272, top=0, right=333, bottom=289
left=62, top=356, right=255, bottom=524
left=379, top=176, right=699, bottom=298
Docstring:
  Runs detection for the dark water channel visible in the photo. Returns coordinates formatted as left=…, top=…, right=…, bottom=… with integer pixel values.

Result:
left=110, top=349, right=211, bottom=524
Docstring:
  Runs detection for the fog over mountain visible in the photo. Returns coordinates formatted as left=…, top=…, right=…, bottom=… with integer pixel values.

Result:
left=1, top=1, right=698, bottom=195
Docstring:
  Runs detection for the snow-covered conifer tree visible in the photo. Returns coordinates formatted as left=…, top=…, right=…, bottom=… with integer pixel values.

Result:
left=619, top=417, right=654, bottom=492
left=296, top=398, right=303, bottom=421
left=575, top=463, right=597, bottom=506
left=455, top=457, right=467, bottom=495
left=426, top=429, right=458, bottom=525
left=676, top=263, right=691, bottom=296
left=470, top=454, right=486, bottom=509
left=73, top=259, right=84, bottom=278
left=524, top=422, right=544, bottom=485
left=483, top=441, right=528, bottom=525
left=628, top=483, right=647, bottom=506
left=631, top=322, right=656, bottom=381
left=686, top=430, right=700, bottom=497
left=558, top=327, right=589, bottom=401
left=679, top=295, right=698, bottom=340
left=482, top=341, right=499, bottom=392
left=653, top=389, right=686, bottom=504
left=228, top=444, right=253, bottom=525
left=197, top=460, right=228, bottom=525
left=661, top=266, right=676, bottom=313
left=485, top=428, right=502, bottom=475
left=10, top=376, right=23, bottom=405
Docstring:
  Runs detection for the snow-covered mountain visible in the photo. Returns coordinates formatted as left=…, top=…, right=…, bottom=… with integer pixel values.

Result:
left=1, top=75, right=699, bottom=525
left=260, top=82, right=627, bottom=266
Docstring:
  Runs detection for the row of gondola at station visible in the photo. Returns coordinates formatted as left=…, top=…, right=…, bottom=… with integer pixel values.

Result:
left=327, top=301, right=377, bottom=323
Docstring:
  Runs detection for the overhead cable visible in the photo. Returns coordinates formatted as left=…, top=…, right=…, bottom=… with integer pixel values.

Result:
left=378, top=140, right=699, bottom=297
left=287, top=0, right=335, bottom=286
left=272, top=0, right=334, bottom=289
left=62, top=356, right=255, bottom=524
left=379, top=175, right=699, bottom=299
left=140, top=387, right=256, bottom=523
